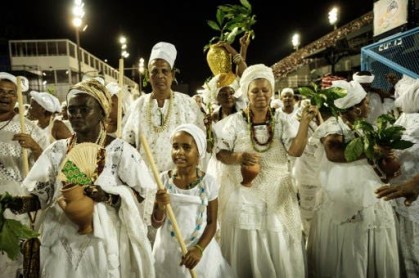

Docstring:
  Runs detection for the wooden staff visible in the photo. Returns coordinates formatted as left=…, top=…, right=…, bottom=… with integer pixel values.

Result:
left=116, top=58, right=124, bottom=138
left=139, top=134, right=197, bottom=278
left=16, top=77, right=29, bottom=177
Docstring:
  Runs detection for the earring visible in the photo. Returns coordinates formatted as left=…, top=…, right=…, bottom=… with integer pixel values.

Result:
left=354, top=107, right=361, bottom=116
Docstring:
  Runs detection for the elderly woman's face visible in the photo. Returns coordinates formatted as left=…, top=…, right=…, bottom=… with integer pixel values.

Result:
left=67, top=94, right=104, bottom=134
left=247, top=79, right=272, bottom=109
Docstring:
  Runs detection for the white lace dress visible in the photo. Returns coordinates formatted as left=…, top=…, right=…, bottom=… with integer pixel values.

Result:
left=153, top=171, right=235, bottom=278
left=22, top=138, right=157, bottom=278
left=0, top=115, right=49, bottom=277
left=390, top=112, right=419, bottom=277
left=215, top=111, right=305, bottom=278
left=307, top=116, right=399, bottom=277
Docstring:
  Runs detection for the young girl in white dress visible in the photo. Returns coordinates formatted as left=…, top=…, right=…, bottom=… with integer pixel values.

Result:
left=151, top=123, right=234, bottom=278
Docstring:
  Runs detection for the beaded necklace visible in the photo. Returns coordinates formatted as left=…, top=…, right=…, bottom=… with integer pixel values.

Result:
left=166, top=169, right=207, bottom=245
left=146, top=92, right=173, bottom=133
left=244, top=108, right=275, bottom=153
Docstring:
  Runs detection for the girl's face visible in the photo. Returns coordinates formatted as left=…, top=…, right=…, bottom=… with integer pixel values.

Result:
left=171, top=131, right=199, bottom=168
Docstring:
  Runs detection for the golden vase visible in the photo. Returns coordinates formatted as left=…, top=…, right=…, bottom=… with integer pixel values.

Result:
left=206, top=44, right=232, bottom=76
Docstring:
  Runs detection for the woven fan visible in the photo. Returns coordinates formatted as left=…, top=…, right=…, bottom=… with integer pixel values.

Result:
left=58, top=142, right=104, bottom=186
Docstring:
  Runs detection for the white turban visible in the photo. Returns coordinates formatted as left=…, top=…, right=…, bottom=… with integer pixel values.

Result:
left=170, top=124, right=207, bottom=159
left=30, top=91, right=61, bottom=113
left=0, top=72, right=29, bottom=92
left=202, top=72, right=241, bottom=104
left=280, top=87, right=294, bottom=97
left=240, top=64, right=275, bottom=101
left=332, top=80, right=367, bottom=109
left=395, top=79, right=419, bottom=113
left=105, top=82, right=121, bottom=96
left=149, top=42, right=177, bottom=69
left=353, top=72, right=375, bottom=84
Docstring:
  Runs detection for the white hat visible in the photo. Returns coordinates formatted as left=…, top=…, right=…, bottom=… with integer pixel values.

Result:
left=148, top=42, right=177, bottom=69
left=0, top=72, right=29, bottom=92
left=280, top=87, right=294, bottom=97
left=239, top=64, right=275, bottom=101
left=30, top=91, right=61, bottom=113
left=353, top=71, right=375, bottom=84
left=332, top=80, right=367, bottom=109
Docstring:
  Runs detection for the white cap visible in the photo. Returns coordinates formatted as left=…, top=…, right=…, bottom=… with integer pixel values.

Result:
left=0, top=72, right=29, bottom=92
left=148, top=42, right=177, bottom=69
left=280, top=87, right=294, bottom=97
left=352, top=72, right=375, bottom=84
left=30, top=91, right=61, bottom=113
left=105, top=82, right=121, bottom=96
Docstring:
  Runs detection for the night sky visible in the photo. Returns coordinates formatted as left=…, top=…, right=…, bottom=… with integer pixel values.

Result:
left=1, top=0, right=371, bottom=92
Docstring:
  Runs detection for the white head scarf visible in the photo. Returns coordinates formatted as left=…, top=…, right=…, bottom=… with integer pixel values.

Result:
left=395, top=79, right=419, bottom=113
left=280, top=87, right=294, bottom=97
left=0, top=72, right=29, bottom=92
left=333, top=80, right=367, bottom=109
left=149, top=42, right=177, bottom=69
left=239, top=64, right=275, bottom=101
left=353, top=71, right=375, bottom=84
left=30, top=91, right=61, bottom=113
left=170, top=124, right=206, bottom=159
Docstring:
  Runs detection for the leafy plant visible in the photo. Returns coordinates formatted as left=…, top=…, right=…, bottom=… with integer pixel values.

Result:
left=344, top=114, right=415, bottom=162
left=204, top=0, right=256, bottom=52
left=298, top=82, right=347, bottom=118
left=0, top=192, right=39, bottom=260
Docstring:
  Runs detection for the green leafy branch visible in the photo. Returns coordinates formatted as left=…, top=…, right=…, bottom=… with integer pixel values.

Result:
left=297, top=82, right=347, bottom=118
left=344, top=114, right=414, bottom=162
left=0, top=192, right=39, bottom=260
left=204, top=0, right=256, bottom=52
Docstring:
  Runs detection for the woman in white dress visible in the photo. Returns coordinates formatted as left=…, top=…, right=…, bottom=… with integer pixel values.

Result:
left=307, top=80, right=399, bottom=277
left=152, top=123, right=234, bottom=277
left=214, top=64, right=318, bottom=277
left=7, top=79, right=156, bottom=277
left=377, top=78, right=419, bottom=277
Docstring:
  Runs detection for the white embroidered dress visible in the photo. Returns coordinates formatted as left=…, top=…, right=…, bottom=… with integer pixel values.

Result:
left=22, top=138, right=156, bottom=278
left=0, top=115, right=49, bottom=277
left=390, top=112, right=419, bottom=277
left=215, top=111, right=305, bottom=278
left=153, top=171, right=234, bottom=278
left=307, top=116, right=399, bottom=277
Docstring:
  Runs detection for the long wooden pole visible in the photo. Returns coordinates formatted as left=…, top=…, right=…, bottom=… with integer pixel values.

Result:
left=15, top=77, right=29, bottom=177
left=139, top=134, right=197, bottom=278
left=116, top=58, right=124, bottom=138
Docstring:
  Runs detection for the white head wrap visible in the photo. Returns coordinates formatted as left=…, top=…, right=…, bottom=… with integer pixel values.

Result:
left=394, top=74, right=417, bottom=99
left=332, top=80, right=367, bottom=109
left=82, top=75, right=105, bottom=85
left=105, top=82, right=121, bottom=96
left=353, top=71, right=375, bottom=84
left=395, top=79, right=419, bottom=113
left=280, top=87, right=294, bottom=97
left=239, top=64, right=275, bottom=101
left=30, top=91, right=61, bottom=113
left=0, top=72, right=29, bottom=92
left=170, top=123, right=206, bottom=159
left=202, top=73, right=241, bottom=104
left=149, top=42, right=177, bottom=69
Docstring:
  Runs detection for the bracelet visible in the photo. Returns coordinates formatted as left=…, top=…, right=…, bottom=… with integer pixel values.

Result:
left=195, top=244, right=204, bottom=255
left=152, top=211, right=166, bottom=224
left=232, top=53, right=243, bottom=64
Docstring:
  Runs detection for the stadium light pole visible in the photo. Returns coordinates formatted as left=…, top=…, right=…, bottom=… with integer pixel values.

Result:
left=72, top=0, right=85, bottom=82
